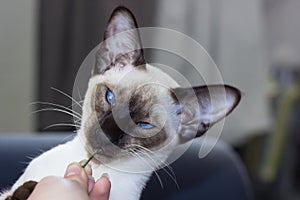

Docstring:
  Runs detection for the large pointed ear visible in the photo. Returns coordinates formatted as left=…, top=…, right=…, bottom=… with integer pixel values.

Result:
left=173, top=85, right=241, bottom=142
left=93, top=6, right=145, bottom=75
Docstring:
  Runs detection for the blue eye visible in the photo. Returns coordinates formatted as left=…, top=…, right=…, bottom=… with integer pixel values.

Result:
left=106, top=89, right=115, bottom=105
left=136, top=122, right=154, bottom=129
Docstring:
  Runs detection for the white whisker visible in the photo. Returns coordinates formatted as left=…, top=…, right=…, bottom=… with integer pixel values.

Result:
left=30, top=101, right=82, bottom=119
left=31, top=108, right=82, bottom=121
left=44, top=123, right=81, bottom=130
left=131, top=144, right=179, bottom=189
left=129, top=149, right=164, bottom=189
left=130, top=144, right=175, bottom=174
left=74, top=119, right=82, bottom=126
left=71, top=100, right=84, bottom=109
left=135, top=145, right=177, bottom=179
left=51, top=87, right=82, bottom=108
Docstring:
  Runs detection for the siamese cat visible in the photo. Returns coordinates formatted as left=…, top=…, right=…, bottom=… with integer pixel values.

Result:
left=1, top=6, right=241, bottom=200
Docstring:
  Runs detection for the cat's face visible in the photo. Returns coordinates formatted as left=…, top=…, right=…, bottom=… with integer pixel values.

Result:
left=79, top=7, right=241, bottom=168
left=82, top=65, right=181, bottom=165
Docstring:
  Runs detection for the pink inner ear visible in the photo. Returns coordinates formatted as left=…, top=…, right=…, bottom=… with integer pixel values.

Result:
left=104, top=6, right=138, bottom=40
left=105, top=14, right=133, bottom=39
left=93, top=6, right=145, bottom=75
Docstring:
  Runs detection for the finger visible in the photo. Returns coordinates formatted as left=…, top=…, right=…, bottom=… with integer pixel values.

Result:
left=89, top=174, right=111, bottom=200
left=79, top=160, right=94, bottom=193
left=88, top=175, right=95, bottom=193
left=28, top=176, right=64, bottom=199
left=64, top=162, right=88, bottom=191
left=79, top=160, right=93, bottom=176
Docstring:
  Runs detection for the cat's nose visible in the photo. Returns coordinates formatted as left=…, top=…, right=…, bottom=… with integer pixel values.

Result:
left=100, top=112, right=129, bottom=145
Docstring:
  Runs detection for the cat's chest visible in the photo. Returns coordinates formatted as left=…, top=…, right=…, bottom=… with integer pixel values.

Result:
left=12, top=136, right=152, bottom=200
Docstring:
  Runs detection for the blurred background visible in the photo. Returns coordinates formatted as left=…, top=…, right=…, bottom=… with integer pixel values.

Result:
left=0, top=0, right=299, bottom=199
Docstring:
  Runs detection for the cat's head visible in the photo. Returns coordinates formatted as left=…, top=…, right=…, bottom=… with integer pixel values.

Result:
left=80, top=6, right=241, bottom=170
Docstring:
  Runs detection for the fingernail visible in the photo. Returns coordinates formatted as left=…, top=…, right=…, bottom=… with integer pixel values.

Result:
left=79, top=159, right=87, bottom=166
left=101, top=173, right=110, bottom=179
left=88, top=175, right=95, bottom=182
left=85, top=164, right=92, bottom=175
left=65, top=163, right=82, bottom=177
left=88, top=175, right=95, bottom=193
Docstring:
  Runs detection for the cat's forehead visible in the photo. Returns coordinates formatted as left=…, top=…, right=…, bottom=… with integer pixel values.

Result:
left=89, top=64, right=179, bottom=91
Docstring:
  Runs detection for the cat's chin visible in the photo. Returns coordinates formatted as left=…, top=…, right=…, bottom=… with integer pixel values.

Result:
left=88, top=146, right=130, bottom=166
left=91, top=155, right=112, bottom=166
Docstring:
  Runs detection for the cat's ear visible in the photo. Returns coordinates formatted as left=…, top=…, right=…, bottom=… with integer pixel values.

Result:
left=93, top=6, right=145, bottom=75
left=173, top=85, right=241, bottom=143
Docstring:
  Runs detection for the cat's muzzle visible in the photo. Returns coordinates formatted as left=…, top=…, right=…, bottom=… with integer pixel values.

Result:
left=100, top=111, right=130, bottom=145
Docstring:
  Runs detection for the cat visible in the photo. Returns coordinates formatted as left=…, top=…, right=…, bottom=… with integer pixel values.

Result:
left=1, top=6, right=241, bottom=200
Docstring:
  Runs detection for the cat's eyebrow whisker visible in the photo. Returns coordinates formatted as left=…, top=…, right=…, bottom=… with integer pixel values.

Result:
left=31, top=108, right=82, bottom=121
left=44, top=123, right=81, bottom=130
left=131, top=145, right=179, bottom=189
left=129, top=149, right=164, bottom=189
left=30, top=101, right=82, bottom=119
left=50, top=87, right=82, bottom=109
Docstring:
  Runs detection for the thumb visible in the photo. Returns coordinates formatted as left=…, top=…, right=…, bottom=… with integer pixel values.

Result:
left=64, top=162, right=89, bottom=191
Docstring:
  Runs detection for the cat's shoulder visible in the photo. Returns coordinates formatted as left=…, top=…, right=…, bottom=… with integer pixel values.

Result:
left=11, top=136, right=87, bottom=190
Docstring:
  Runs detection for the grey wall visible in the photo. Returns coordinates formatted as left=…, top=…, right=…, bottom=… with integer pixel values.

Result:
left=154, top=0, right=270, bottom=145
left=264, top=0, right=300, bottom=66
left=0, top=0, right=37, bottom=132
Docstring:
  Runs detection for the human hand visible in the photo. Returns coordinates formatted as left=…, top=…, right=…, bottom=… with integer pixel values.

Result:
left=27, top=161, right=111, bottom=200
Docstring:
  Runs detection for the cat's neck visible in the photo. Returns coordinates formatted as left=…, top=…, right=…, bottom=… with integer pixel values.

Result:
left=92, top=164, right=152, bottom=200
left=77, top=129, right=153, bottom=199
